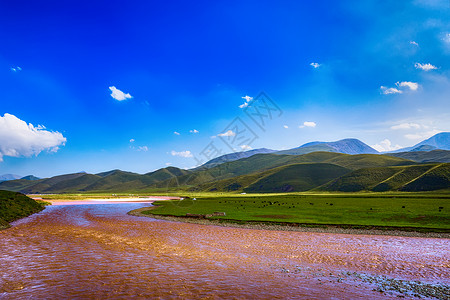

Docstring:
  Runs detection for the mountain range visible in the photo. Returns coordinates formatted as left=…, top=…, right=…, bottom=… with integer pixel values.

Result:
left=1, top=132, right=449, bottom=193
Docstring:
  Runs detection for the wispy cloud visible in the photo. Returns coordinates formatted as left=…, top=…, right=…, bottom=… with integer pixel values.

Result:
left=299, top=121, right=316, bottom=128
left=109, top=86, right=132, bottom=101
left=310, top=62, right=321, bottom=69
left=442, top=33, right=450, bottom=44
left=371, top=139, right=402, bottom=152
left=218, top=130, right=236, bottom=137
left=10, top=66, right=22, bottom=72
left=410, top=41, right=419, bottom=46
left=396, top=81, right=419, bottom=91
left=171, top=150, right=193, bottom=158
left=239, top=95, right=253, bottom=108
left=380, top=86, right=403, bottom=94
left=138, top=146, right=149, bottom=152
left=189, top=129, right=199, bottom=133
left=129, top=139, right=135, bottom=143
left=174, top=131, right=180, bottom=136
left=0, top=113, right=66, bottom=162
left=240, top=145, right=252, bottom=151
left=283, top=125, right=289, bottom=129
left=405, top=129, right=443, bottom=140
left=391, top=122, right=421, bottom=130
left=414, top=62, right=437, bottom=71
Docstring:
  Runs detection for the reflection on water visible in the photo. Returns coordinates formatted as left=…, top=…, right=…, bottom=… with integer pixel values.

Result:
left=0, top=202, right=449, bottom=299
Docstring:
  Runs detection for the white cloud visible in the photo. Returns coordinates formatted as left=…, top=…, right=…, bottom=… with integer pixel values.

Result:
left=171, top=150, right=193, bottom=158
left=11, top=66, right=22, bottom=72
left=129, top=139, right=135, bottom=143
left=137, top=146, right=148, bottom=152
left=190, top=129, right=199, bottom=134
left=442, top=33, right=450, bottom=44
left=310, top=62, right=321, bottom=68
left=0, top=113, right=66, bottom=162
left=371, top=139, right=402, bottom=152
left=174, top=131, right=180, bottom=135
left=396, top=81, right=419, bottom=91
left=165, top=162, right=172, bottom=166
left=299, top=121, right=316, bottom=128
left=405, top=129, right=443, bottom=140
left=414, top=62, right=437, bottom=71
left=405, top=133, right=424, bottom=140
left=239, top=102, right=249, bottom=108
left=391, top=123, right=421, bottom=130
left=380, top=86, right=403, bottom=94
left=218, top=130, right=236, bottom=137
left=283, top=125, right=289, bottom=129
left=109, top=86, right=132, bottom=101
left=410, top=41, right=419, bottom=46
left=239, top=95, right=253, bottom=108
left=240, top=145, right=252, bottom=151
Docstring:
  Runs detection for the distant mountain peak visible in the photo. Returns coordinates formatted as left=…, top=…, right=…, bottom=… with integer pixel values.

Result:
left=278, top=138, right=378, bottom=155
left=195, top=148, right=276, bottom=169
left=0, top=174, right=22, bottom=182
left=412, top=132, right=450, bottom=150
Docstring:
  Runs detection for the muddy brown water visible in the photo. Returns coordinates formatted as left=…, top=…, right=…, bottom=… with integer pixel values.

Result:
left=0, top=201, right=449, bottom=299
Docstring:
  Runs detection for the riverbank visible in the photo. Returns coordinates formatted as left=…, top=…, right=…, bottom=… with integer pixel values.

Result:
left=0, top=190, right=47, bottom=230
left=129, top=207, right=450, bottom=238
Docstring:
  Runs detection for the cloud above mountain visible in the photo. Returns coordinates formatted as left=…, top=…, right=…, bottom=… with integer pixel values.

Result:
left=0, top=113, right=66, bottom=162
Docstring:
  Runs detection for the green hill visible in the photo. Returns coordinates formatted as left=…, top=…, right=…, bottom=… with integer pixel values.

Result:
left=385, top=150, right=450, bottom=163
left=244, top=163, right=351, bottom=192
left=174, top=152, right=414, bottom=188
left=320, top=163, right=450, bottom=192
left=0, top=152, right=417, bottom=194
left=0, top=190, right=45, bottom=229
left=195, top=163, right=351, bottom=192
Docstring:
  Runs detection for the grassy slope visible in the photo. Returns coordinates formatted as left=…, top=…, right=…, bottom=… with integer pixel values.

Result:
left=195, top=163, right=350, bottom=192
left=321, top=163, right=450, bottom=192
left=0, top=152, right=421, bottom=194
left=146, top=193, right=450, bottom=231
left=0, top=190, right=45, bottom=229
left=174, top=152, right=415, bottom=188
left=385, top=150, right=450, bottom=163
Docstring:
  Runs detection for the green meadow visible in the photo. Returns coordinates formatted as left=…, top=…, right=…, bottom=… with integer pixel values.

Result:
left=144, top=192, right=450, bottom=231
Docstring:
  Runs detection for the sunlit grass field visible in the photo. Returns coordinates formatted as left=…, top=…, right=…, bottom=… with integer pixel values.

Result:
left=34, top=191, right=450, bottom=231
left=144, top=192, right=450, bottom=231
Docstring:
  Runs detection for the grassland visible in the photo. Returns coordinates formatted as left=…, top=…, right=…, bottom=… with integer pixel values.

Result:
left=143, top=192, right=450, bottom=232
left=0, top=190, right=47, bottom=229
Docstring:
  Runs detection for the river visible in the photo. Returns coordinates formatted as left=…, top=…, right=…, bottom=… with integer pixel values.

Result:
left=0, top=200, right=449, bottom=299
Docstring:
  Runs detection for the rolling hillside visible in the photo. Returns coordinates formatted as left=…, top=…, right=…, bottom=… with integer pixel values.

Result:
left=195, top=148, right=276, bottom=169
left=0, top=151, right=446, bottom=194
left=385, top=150, right=450, bottom=163
left=0, top=190, right=45, bottom=229
left=319, top=163, right=450, bottom=192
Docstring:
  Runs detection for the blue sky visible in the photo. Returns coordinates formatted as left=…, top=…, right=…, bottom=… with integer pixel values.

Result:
left=1, top=0, right=449, bottom=177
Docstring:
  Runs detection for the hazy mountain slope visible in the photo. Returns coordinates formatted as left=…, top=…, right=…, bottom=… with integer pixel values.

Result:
left=196, top=148, right=276, bottom=169
left=20, top=175, right=40, bottom=181
left=412, top=132, right=450, bottom=150
left=0, top=174, right=21, bottom=182
left=390, top=132, right=450, bottom=152
left=277, top=139, right=378, bottom=155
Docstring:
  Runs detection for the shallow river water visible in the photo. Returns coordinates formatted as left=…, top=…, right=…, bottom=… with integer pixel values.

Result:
left=0, top=201, right=449, bottom=299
